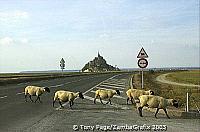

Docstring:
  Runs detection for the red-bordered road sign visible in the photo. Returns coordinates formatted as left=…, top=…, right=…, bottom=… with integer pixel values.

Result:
left=138, top=58, right=148, bottom=68
left=137, top=47, right=148, bottom=58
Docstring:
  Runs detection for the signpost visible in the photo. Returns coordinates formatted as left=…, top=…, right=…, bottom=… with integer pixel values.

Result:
left=60, top=58, right=65, bottom=74
left=137, top=47, right=148, bottom=89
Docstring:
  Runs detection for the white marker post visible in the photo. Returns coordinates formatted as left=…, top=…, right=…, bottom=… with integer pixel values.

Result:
left=186, top=91, right=189, bottom=112
left=137, top=47, right=149, bottom=89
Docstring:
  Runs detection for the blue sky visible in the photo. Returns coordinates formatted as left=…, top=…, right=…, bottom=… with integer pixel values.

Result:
left=0, top=0, right=199, bottom=72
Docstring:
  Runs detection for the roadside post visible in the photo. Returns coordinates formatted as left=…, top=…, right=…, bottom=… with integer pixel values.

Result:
left=137, top=47, right=148, bottom=89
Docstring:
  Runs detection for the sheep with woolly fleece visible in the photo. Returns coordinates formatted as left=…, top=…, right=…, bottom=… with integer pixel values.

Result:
left=25, top=86, right=50, bottom=103
left=94, top=89, right=120, bottom=105
left=126, top=88, right=154, bottom=104
left=53, top=90, right=84, bottom=108
left=137, top=95, right=178, bottom=118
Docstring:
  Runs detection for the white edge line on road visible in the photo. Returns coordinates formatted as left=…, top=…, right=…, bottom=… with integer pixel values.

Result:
left=101, top=82, right=126, bottom=87
left=97, top=85, right=125, bottom=89
left=0, top=96, right=8, bottom=99
left=56, top=74, right=121, bottom=110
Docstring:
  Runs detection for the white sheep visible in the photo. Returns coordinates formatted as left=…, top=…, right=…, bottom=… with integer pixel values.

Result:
left=53, top=90, right=84, bottom=108
left=25, top=86, right=50, bottom=103
left=126, top=88, right=154, bottom=104
left=94, top=89, right=120, bottom=105
left=137, top=95, right=178, bottom=118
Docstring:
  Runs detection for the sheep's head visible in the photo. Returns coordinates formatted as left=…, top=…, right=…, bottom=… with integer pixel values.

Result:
left=172, top=100, right=178, bottom=108
left=78, top=92, right=84, bottom=99
left=149, top=90, right=154, bottom=95
left=44, top=87, right=50, bottom=93
left=116, top=90, right=120, bottom=96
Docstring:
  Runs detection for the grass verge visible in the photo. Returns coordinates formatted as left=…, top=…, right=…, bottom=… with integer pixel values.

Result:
left=133, top=70, right=200, bottom=110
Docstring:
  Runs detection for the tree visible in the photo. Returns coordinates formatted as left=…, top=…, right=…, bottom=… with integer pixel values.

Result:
left=60, top=58, right=65, bottom=72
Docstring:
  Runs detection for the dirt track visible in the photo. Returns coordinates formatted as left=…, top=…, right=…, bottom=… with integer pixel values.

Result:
left=156, top=73, right=200, bottom=88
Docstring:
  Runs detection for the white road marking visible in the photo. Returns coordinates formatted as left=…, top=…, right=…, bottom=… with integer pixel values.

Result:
left=90, top=90, right=126, bottom=99
left=16, top=92, right=25, bottom=95
left=0, top=96, right=8, bottom=99
left=56, top=74, right=122, bottom=109
left=105, top=80, right=126, bottom=84
left=49, top=84, right=64, bottom=88
left=101, top=82, right=126, bottom=87
left=84, top=95, right=129, bottom=110
left=98, top=84, right=125, bottom=89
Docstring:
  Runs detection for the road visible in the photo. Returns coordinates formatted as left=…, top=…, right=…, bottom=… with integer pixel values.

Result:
left=0, top=73, right=199, bottom=132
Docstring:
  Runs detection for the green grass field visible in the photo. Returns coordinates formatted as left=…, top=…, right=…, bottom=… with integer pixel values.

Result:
left=166, top=70, right=200, bottom=85
left=133, top=70, right=200, bottom=110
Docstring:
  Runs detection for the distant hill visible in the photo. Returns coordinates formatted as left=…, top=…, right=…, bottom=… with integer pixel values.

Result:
left=81, top=52, right=120, bottom=72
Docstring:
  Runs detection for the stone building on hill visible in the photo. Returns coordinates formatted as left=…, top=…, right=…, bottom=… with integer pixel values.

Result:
left=82, top=52, right=120, bottom=72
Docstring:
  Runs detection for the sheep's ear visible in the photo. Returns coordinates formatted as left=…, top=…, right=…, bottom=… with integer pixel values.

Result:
left=172, top=100, right=178, bottom=108
left=44, top=87, right=50, bottom=93
left=150, top=90, right=154, bottom=95
left=78, top=92, right=84, bottom=99
left=116, top=90, right=120, bottom=95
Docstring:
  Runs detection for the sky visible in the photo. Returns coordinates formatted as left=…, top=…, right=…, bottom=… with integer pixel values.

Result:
left=0, top=0, right=199, bottom=73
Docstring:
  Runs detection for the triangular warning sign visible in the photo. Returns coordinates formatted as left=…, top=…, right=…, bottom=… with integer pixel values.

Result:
left=137, top=47, right=148, bottom=58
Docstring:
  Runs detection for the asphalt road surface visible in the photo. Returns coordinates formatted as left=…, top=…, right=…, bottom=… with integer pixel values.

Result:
left=0, top=73, right=199, bottom=132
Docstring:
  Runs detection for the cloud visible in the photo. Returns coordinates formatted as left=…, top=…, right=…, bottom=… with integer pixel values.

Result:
left=19, top=38, right=29, bottom=44
left=0, top=10, right=29, bottom=22
left=0, top=37, right=14, bottom=45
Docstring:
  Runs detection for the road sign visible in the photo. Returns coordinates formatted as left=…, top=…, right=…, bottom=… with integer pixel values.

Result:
left=138, top=58, right=148, bottom=68
left=137, top=47, right=148, bottom=58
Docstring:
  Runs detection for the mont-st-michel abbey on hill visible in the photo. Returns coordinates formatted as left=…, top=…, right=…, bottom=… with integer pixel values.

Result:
left=81, top=52, right=120, bottom=72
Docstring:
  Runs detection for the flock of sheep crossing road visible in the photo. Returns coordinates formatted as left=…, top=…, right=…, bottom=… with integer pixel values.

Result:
left=24, top=76, right=178, bottom=119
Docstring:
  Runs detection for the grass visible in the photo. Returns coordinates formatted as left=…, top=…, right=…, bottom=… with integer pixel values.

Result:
left=133, top=70, right=200, bottom=110
left=166, top=70, right=200, bottom=85
left=0, top=71, right=126, bottom=85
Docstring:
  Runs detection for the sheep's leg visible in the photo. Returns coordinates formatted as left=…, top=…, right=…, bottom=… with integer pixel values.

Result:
left=163, top=109, right=170, bottom=119
left=126, top=97, right=129, bottom=104
left=131, top=97, right=134, bottom=104
left=100, top=97, right=104, bottom=105
left=25, top=94, right=27, bottom=102
left=59, top=100, right=64, bottom=108
left=106, top=98, right=112, bottom=105
left=38, top=96, right=42, bottom=103
left=108, top=99, right=112, bottom=105
left=155, top=108, right=160, bottom=118
left=69, top=101, right=73, bottom=109
left=138, top=107, right=143, bottom=117
left=94, top=98, right=97, bottom=104
left=29, top=95, right=33, bottom=102
left=53, top=100, right=56, bottom=107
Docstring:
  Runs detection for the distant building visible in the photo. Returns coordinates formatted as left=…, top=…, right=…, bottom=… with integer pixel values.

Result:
left=82, top=52, right=120, bottom=72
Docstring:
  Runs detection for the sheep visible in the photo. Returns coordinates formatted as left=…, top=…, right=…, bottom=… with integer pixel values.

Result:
left=53, top=90, right=84, bottom=108
left=25, top=86, right=50, bottom=103
left=94, top=89, right=120, bottom=105
left=137, top=95, right=178, bottom=118
left=126, top=88, right=154, bottom=104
